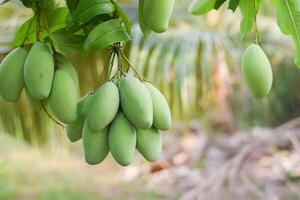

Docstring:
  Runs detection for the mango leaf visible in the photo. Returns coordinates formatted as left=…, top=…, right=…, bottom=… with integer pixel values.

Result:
left=272, top=0, right=300, bottom=67
left=84, top=19, right=131, bottom=51
left=138, top=0, right=151, bottom=37
left=50, top=30, right=85, bottom=52
left=13, top=16, right=36, bottom=46
left=228, top=0, right=240, bottom=12
left=20, top=0, right=33, bottom=8
left=0, top=0, right=9, bottom=4
left=72, top=0, right=115, bottom=26
left=66, top=0, right=79, bottom=14
left=109, top=0, right=131, bottom=34
left=41, top=7, right=69, bottom=36
left=188, top=0, right=217, bottom=15
left=239, top=0, right=261, bottom=38
left=214, top=0, right=227, bottom=9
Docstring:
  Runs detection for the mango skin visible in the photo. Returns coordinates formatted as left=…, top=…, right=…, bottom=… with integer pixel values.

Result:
left=66, top=117, right=84, bottom=143
left=241, top=44, right=273, bottom=98
left=109, top=112, right=136, bottom=166
left=77, top=94, right=93, bottom=118
left=82, top=121, right=109, bottom=165
left=0, top=47, right=27, bottom=102
left=188, top=0, right=216, bottom=15
left=48, top=70, right=78, bottom=123
left=119, top=76, right=153, bottom=129
left=56, top=54, right=79, bottom=87
left=143, top=0, right=174, bottom=33
left=87, top=82, right=119, bottom=131
left=25, top=89, right=42, bottom=111
left=137, top=127, right=162, bottom=162
left=24, top=42, right=54, bottom=100
left=144, top=82, right=172, bottom=130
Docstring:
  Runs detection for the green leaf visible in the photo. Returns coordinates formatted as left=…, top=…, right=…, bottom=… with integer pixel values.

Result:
left=188, top=0, right=217, bottom=15
left=66, top=0, right=79, bottom=14
left=228, top=0, right=240, bottom=12
left=109, top=0, right=131, bottom=34
left=84, top=19, right=131, bottom=51
left=272, top=0, right=300, bottom=67
left=239, top=0, right=261, bottom=38
left=0, top=0, right=9, bottom=4
left=12, top=16, right=36, bottom=46
left=41, top=7, right=69, bottom=36
left=50, top=30, right=85, bottom=53
left=214, top=0, right=227, bottom=9
left=20, top=0, right=33, bottom=8
left=72, top=0, right=115, bottom=26
left=138, top=0, right=151, bottom=37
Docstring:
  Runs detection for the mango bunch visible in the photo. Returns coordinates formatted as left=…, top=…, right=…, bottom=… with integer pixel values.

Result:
left=241, top=44, right=273, bottom=98
left=67, top=75, right=172, bottom=166
left=139, top=0, right=175, bottom=33
left=0, top=42, right=79, bottom=123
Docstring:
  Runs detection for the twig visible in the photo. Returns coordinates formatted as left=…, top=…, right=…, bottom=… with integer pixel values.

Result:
left=253, top=0, right=260, bottom=44
left=120, top=51, right=144, bottom=81
left=41, top=102, right=64, bottom=128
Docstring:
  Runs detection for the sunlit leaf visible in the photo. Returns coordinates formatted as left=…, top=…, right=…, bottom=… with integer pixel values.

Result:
left=228, top=0, right=240, bottom=12
left=50, top=30, right=85, bottom=53
left=109, top=0, right=131, bottom=34
left=239, top=0, right=261, bottom=38
left=189, top=0, right=217, bottom=15
left=72, top=0, right=115, bottom=26
left=214, top=0, right=227, bottom=9
left=272, top=0, right=300, bottom=67
left=84, top=19, right=131, bottom=51
left=12, top=16, right=36, bottom=46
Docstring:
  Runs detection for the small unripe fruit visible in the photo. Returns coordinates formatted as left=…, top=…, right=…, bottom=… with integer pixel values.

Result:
left=48, top=70, right=78, bottom=123
left=119, top=76, right=153, bottom=129
left=0, top=47, right=27, bottom=102
left=56, top=54, right=79, bottom=87
left=87, top=82, right=119, bottom=131
left=144, top=82, right=171, bottom=130
left=24, top=42, right=54, bottom=100
left=109, top=112, right=136, bottom=166
left=82, top=121, right=109, bottom=165
left=241, top=44, right=273, bottom=98
left=137, top=127, right=162, bottom=162
left=66, top=117, right=84, bottom=143
left=143, top=0, right=174, bottom=33
left=77, top=94, right=93, bottom=118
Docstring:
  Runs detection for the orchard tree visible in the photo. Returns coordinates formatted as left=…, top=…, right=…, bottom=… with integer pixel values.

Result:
left=0, top=0, right=299, bottom=166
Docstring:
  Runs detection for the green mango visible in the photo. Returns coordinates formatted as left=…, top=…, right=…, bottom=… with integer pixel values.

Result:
left=82, top=121, right=109, bottom=165
left=66, top=117, right=84, bottom=143
left=48, top=69, right=78, bottom=123
left=188, top=0, right=217, bottom=15
left=241, top=44, right=273, bottom=98
left=87, top=82, right=119, bottom=131
left=56, top=54, right=79, bottom=87
left=77, top=93, right=93, bottom=117
left=25, top=89, right=42, bottom=111
left=137, top=127, right=162, bottom=162
left=119, top=76, right=153, bottom=129
left=144, top=82, right=172, bottom=130
left=0, top=47, right=27, bottom=102
left=109, top=112, right=136, bottom=166
left=24, top=42, right=54, bottom=100
left=143, top=0, right=174, bottom=33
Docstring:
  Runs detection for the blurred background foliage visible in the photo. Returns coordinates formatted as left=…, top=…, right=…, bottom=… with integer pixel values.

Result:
left=1, top=1, right=300, bottom=200
left=0, top=0, right=299, bottom=144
